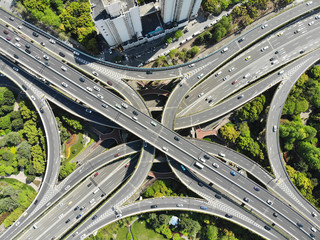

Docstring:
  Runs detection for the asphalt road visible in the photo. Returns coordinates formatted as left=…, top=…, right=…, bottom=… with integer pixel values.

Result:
left=0, top=35, right=317, bottom=239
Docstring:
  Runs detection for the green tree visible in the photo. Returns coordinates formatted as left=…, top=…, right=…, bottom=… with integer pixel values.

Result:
left=31, top=145, right=45, bottom=175
left=166, top=37, right=172, bottom=44
left=59, top=161, right=76, bottom=180
left=17, top=141, right=32, bottom=160
left=159, top=214, right=171, bottom=226
left=2, top=151, right=14, bottom=161
left=219, top=123, right=240, bottom=143
left=174, top=30, right=183, bottom=39
left=204, top=225, right=219, bottom=240
left=12, top=118, right=24, bottom=131
left=3, top=89, right=15, bottom=106
left=7, top=132, right=21, bottom=145
left=310, top=66, right=320, bottom=79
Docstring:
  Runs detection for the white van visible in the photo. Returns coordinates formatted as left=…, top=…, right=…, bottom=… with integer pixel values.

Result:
left=93, top=189, right=99, bottom=194
left=221, top=47, right=228, bottom=53
left=89, top=199, right=95, bottom=204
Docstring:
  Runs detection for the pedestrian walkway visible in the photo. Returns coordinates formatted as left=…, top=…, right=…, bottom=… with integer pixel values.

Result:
left=1, top=171, right=40, bottom=191
left=195, top=117, right=229, bottom=139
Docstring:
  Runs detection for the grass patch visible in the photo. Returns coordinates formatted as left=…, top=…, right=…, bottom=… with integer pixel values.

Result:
left=67, top=133, right=83, bottom=161
left=131, top=221, right=165, bottom=240
left=117, top=225, right=130, bottom=240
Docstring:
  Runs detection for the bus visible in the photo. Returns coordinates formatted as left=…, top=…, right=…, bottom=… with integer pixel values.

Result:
left=194, top=162, right=204, bottom=169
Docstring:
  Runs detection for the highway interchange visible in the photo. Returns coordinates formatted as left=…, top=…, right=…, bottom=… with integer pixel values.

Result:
left=0, top=1, right=320, bottom=239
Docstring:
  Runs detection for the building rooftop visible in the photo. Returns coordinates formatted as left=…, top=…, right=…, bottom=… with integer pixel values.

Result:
left=139, top=2, right=159, bottom=16
left=103, top=0, right=135, bottom=12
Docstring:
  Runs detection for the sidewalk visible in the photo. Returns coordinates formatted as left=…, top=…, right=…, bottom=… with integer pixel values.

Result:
left=1, top=171, right=40, bottom=191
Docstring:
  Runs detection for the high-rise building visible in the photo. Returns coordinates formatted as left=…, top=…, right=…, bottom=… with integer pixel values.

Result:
left=94, top=0, right=143, bottom=47
left=160, top=0, right=202, bottom=24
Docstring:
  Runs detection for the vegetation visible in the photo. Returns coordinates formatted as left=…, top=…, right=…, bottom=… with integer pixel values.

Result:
left=0, top=87, right=46, bottom=182
left=279, top=66, right=320, bottom=208
left=218, top=94, right=267, bottom=165
left=143, top=180, right=197, bottom=199
left=17, top=0, right=98, bottom=53
left=0, top=178, right=36, bottom=227
left=86, top=211, right=263, bottom=240
left=53, top=110, right=85, bottom=181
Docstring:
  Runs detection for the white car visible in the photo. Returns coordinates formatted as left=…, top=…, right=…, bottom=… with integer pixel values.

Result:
left=43, top=55, right=49, bottom=60
left=266, top=200, right=273, bottom=205
left=306, top=1, right=312, bottom=6
left=61, top=82, right=68, bottom=88
left=308, top=21, right=314, bottom=26
left=93, top=86, right=100, bottom=91
left=15, top=37, right=20, bottom=42
left=212, top=162, right=219, bottom=168
left=92, top=71, right=99, bottom=76
left=31, top=95, right=36, bottom=101
left=229, top=67, right=235, bottom=72
left=121, top=103, right=128, bottom=109
left=73, top=51, right=80, bottom=56
left=162, top=146, right=168, bottom=152
left=197, top=73, right=204, bottom=79
left=86, top=87, right=93, bottom=92
left=188, top=63, right=195, bottom=68
left=61, top=66, right=67, bottom=71
left=261, top=46, right=269, bottom=52
left=13, top=67, right=19, bottom=72
left=86, top=109, right=92, bottom=114
left=49, top=38, right=55, bottom=44
left=198, top=92, right=204, bottom=98
left=15, top=43, right=21, bottom=48
left=261, top=24, right=268, bottom=29
left=97, top=94, right=103, bottom=99
left=17, top=25, right=22, bottom=29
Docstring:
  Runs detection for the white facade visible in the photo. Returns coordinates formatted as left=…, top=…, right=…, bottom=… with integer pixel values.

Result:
left=160, top=0, right=201, bottom=24
left=96, top=3, right=142, bottom=47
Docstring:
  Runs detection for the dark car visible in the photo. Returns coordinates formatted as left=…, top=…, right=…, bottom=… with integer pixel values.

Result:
left=253, top=186, right=260, bottom=191
left=174, top=136, right=179, bottom=141
left=225, top=214, right=233, bottom=218
left=25, top=44, right=30, bottom=48
left=146, top=71, right=152, bottom=74
left=151, top=205, right=158, bottom=208
left=238, top=37, right=245, bottom=43
left=74, top=206, right=79, bottom=211
left=39, top=108, right=44, bottom=113
left=204, top=155, right=210, bottom=160
left=59, top=52, right=65, bottom=57
left=34, top=200, right=38, bottom=204
left=92, top=215, right=98, bottom=220
left=33, top=32, right=39, bottom=37
left=3, top=29, right=9, bottom=34
left=76, top=214, right=81, bottom=219
left=25, top=49, right=31, bottom=54
left=79, top=77, right=85, bottom=82
left=273, top=212, right=278, bottom=217
left=9, top=16, right=14, bottom=21
left=215, top=194, right=222, bottom=199
left=87, top=183, right=92, bottom=187
left=80, top=206, right=85, bottom=211
left=14, top=54, right=19, bottom=59
left=133, top=110, right=138, bottom=116
left=300, top=50, right=305, bottom=54
left=244, top=197, right=250, bottom=203
left=297, top=222, right=303, bottom=228
left=264, top=226, right=271, bottom=231
left=65, top=219, right=70, bottom=224
left=107, top=81, right=113, bottom=86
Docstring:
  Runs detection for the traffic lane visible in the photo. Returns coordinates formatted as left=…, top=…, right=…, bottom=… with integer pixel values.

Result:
left=74, top=197, right=288, bottom=240
left=174, top=31, right=320, bottom=129
left=178, top=18, right=320, bottom=116
left=22, top=157, right=137, bottom=240
left=0, top=23, right=149, bottom=114
left=190, top=139, right=274, bottom=184
left=266, top=59, right=320, bottom=226
left=0, top=27, right=312, bottom=239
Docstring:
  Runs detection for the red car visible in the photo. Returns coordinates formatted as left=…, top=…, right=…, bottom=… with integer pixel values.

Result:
left=114, top=153, right=120, bottom=157
left=94, top=172, right=98, bottom=177
left=107, top=81, right=113, bottom=86
left=6, top=36, right=11, bottom=41
left=3, top=29, right=9, bottom=34
left=125, top=164, right=129, bottom=168
left=232, top=80, right=238, bottom=85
